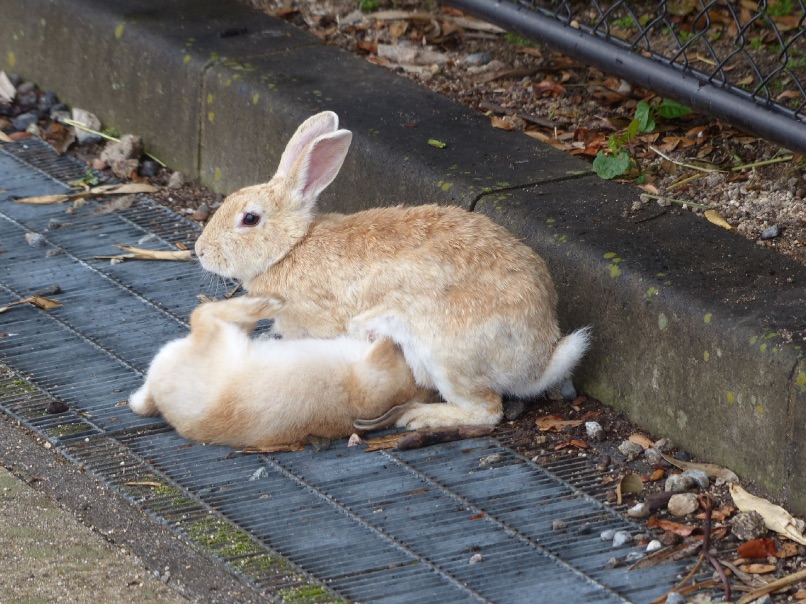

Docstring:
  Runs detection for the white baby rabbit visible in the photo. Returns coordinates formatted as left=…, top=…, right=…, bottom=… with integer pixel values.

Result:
left=195, top=111, right=591, bottom=430
left=128, top=296, right=424, bottom=447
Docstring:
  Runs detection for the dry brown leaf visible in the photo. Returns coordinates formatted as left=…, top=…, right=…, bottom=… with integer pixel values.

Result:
left=363, top=432, right=406, bottom=452
left=0, top=295, right=63, bottom=314
left=737, top=538, right=777, bottom=559
left=776, top=541, right=800, bottom=558
left=490, top=115, right=517, bottom=131
left=0, top=131, right=12, bottom=143
left=739, top=563, right=777, bottom=575
left=730, top=483, right=806, bottom=545
left=535, top=414, right=584, bottom=432
left=794, top=589, right=806, bottom=600
left=93, top=245, right=192, bottom=262
left=15, top=182, right=158, bottom=205
left=616, top=472, right=644, bottom=504
left=628, top=434, right=654, bottom=449
left=649, top=468, right=666, bottom=481
left=647, top=517, right=697, bottom=537
left=659, top=452, right=739, bottom=482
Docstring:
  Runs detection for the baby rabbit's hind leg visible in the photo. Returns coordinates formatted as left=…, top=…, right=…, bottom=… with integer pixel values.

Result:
left=395, top=387, right=503, bottom=430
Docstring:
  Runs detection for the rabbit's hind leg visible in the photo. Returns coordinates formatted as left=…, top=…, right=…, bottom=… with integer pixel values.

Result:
left=395, top=385, right=502, bottom=430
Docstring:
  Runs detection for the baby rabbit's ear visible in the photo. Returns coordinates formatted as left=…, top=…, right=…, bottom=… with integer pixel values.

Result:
left=276, top=111, right=340, bottom=177
left=286, top=129, right=353, bottom=207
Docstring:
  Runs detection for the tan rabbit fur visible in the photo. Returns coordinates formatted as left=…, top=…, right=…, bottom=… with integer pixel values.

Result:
left=128, top=296, right=424, bottom=447
left=195, top=111, right=591, bottom=430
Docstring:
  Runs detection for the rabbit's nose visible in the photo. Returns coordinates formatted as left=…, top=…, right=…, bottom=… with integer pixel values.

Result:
left=195, top=240, right=205, bottom=258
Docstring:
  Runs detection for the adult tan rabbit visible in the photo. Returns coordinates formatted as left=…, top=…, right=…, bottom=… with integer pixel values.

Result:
left=195, top=111, right=591, bottom=430
left=129, top=296, right=424, bottom=447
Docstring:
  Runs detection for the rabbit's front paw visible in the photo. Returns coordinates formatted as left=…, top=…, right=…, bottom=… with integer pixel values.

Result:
left=394, top=403, right=463, bottom=429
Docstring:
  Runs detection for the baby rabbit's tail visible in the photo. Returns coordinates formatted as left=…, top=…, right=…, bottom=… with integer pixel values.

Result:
left=532, top=326, right=592, bottom=395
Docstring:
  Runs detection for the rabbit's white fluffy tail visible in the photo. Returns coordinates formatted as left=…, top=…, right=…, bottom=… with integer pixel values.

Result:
left=531, top=326, right=592, bottom=395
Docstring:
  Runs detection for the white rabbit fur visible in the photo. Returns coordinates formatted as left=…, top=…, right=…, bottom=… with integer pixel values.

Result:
left=195, top=111, right=591, bottom=429
left=128, top=296, right=424, bottom=447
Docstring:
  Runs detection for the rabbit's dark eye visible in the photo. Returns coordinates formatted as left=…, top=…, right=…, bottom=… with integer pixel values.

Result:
left=241, top=212, right=260, bottom=227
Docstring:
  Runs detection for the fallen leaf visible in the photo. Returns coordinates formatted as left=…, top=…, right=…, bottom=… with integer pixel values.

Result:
left=776, top=541, right=800, bottom=558
left=616, top=472, right=644, bottom=504
left=93, top=245, right=192, bottom=262
left=695, top=504, right=735, bottom=521
left=0, top=70, right=15, bottom=102
left=427, top=138, right=447, bottom=149
left=363, top=432, right=406, bottom=452
left=14, top=182, right=158, bottom=205
left=649, top=468, right=666, bottom=481
left=491, top=115, right=517, bottom=131
left=0, top=131, right=12, bottom=144
left=738, top=538, right=777, bottom=559
left=794, top=589, right=806, bottom=600
left=704, top=209, right=735, bottom=231
left=659, top=452, right=739, bottom=482
left=554, top=439, right=589, bottom=451
left=730, top=483, right=806, bottom=545
left=739, top=563, right=777, bottom=575
left=0, top=295, right=63, bottom=314
left=123, top=481, right=163, bottom=488
left=536, top=414, right=584, bottom=431
left=647, top=517, right=697, bottom=537
left=628, top=434, right=654, bottom=449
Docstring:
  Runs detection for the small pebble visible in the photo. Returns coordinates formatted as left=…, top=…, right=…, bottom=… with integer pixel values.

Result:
left=559, top=378, right=577, bottom=400
left=760, top=224, right=781, bottom=240
left=462, top=51, right=493, bottom=66
left=730, top=510, right=768, bottom=541
left=190, top=203, right=210, bottom=222
left=551, top=519, right=567, bottom=531
left=624, top=551, right=644, bottom=563
left=617, top=440, right=644, bottom=459
left=675, top=450, right=693, bottom=462
left=34, top=284, right=61, bottom=296
left=644, top=447, right=663, bottom=465
left=654, top=438, right=673, bottom=453
left=585, top=421, right=605, bottom=441
left=139, top=159, right=160, bottom=178
left=665, top=593, right=685, bottom=604
left=71, top=108, right=103, bottom=145
left=248, top=467, right=268, bottom=481
left=576, top=522, right=591, bottom=535
left=25, top=232, right=46, bottom=247
left=12, top=111, right=38, bottom=132
left=504, top=399, right=525, bottom=420
left=596, top=454, right=611, bottom=472
left=100, top=134, right=144, bottom=163
left=600, top=529, right=616, bottom=542
left=612, top=530, right=632, bottom=548
left=167, top=171, right=186, bottom=189
left=646, top=540, right=662, bottom=552
left=682, top=469, right=709, bottom=490
left=15, top=81, right=38, bottom=106
left=37, top=90, right=58, bottom=112
left=45, top=401, right=69, bottom=414
left=45, top=248, right=63, bottom=258
left=605, top=557, right=622, bottom=569
left=46, top=218, right=63, bottom=230
left=665, top=473, right=694, bottom=492
left=627, top=502, right=650, bottom=518
left=479, top=453, right=504, bottom=466
left=667, top=492, right=699, bottom=516
left=91, top=158, right=107, bottom=170
left=468, top=553, right=483, bottom=565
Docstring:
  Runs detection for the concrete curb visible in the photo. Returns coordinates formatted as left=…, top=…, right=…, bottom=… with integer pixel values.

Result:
left=2, top=0, right=805, bottom=512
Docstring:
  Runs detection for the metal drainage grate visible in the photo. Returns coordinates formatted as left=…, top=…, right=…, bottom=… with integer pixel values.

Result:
left=1, top=139, right=701, bottom=603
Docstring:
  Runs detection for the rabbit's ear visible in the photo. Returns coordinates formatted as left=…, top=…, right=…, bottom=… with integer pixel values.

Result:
left=276, top=111, right=340, bottom=177
left=286, top=129, right=353, bottom=206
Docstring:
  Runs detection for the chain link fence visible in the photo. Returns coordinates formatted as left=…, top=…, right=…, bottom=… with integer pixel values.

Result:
left=449, top=0, right=806, bottom=154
